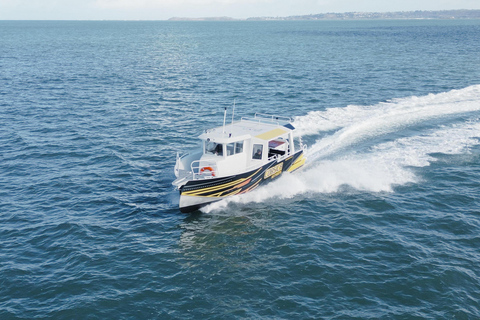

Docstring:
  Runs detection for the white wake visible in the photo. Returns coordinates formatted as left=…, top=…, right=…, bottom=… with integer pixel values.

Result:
left=202, top=85, right=480, bottom=212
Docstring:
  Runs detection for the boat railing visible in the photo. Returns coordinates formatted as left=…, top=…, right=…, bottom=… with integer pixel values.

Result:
left=267, top=154, right=282, bottom=162
left=191, top=160, right=218, bottom=180
left=299, top=136, right=307, bottom=151
left=241, top=113, right=292, bottom=125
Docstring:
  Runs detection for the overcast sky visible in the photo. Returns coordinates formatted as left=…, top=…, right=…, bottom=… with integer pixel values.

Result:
left=0, top=0, right=478, bottom=20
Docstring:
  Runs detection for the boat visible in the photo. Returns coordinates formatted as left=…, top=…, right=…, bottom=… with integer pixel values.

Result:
left=172, top=111, right=307, bottom=212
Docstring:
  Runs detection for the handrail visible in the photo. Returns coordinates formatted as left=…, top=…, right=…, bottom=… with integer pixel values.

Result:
left=254, top=113, right=293, bottom=123
left=240, top=113, right=292, bottom=125
left=191, top=160, right=218, bottom=180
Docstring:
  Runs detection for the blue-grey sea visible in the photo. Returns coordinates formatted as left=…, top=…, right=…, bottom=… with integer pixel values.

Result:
left=1, top=20, right=480, bottom=319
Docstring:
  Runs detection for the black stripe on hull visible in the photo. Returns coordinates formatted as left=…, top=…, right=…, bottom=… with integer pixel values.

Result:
left=178, top=150, right=304, bottom=212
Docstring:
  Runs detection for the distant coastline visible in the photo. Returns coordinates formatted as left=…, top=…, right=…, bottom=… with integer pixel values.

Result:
left=169, top=9, right=480, bottom=21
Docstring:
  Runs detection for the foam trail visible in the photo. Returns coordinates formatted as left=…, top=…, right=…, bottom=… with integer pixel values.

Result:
left=300, top=85, right=480, bottom=161
left=202, top=86, right=480, bottom=213
left=294, top=85, right=480, bottom=137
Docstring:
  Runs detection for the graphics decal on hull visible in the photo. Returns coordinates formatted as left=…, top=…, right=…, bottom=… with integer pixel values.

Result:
left=178, top=151, right=305, bottom=212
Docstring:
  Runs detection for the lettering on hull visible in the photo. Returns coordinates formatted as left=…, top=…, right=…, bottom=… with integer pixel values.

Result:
left=264, top=162, right=283, bottom=179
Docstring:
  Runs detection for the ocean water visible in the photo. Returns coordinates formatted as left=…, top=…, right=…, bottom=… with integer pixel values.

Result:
left=1, top=20, right=480, bottom=319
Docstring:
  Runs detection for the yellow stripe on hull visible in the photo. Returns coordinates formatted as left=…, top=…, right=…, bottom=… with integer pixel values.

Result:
left=287, top=154, right=306, bottom=172
left=181, top=168, right=262, bottom=197
left=181, top=177, right=247, bottom=196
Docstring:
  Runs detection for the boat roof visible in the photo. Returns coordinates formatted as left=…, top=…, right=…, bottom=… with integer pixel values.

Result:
left=198, top=114, right=295, bottom=144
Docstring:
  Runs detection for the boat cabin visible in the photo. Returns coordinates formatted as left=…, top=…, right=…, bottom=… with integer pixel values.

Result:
left=174, top=114, right=299, bottom=183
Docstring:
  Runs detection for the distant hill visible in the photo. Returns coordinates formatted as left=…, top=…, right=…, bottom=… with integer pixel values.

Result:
left=248, top=9, right=480, bottom=21
left=169, top=10, right=480, bottom=21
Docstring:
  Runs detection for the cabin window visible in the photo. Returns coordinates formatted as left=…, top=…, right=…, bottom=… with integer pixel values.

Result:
left=226, top=143, right=235, bottom=156
left=226, top=141, right=244, bottom=156
left=235, top=141, right=244, bottom=154
left=252, top=144, right=263, bottom=160
left=205, top=141, right=223, bottom=156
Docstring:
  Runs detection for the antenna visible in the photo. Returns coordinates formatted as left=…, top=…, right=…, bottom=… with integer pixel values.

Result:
left=222, top=107, right=227, bottom=134
left=231, top=100, right=235, bottom=124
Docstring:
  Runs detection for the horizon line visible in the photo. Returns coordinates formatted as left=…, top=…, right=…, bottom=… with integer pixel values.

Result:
left=1, top=9, right=479, bottom=22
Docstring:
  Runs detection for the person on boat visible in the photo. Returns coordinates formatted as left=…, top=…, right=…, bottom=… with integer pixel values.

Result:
left=253, top=148, right=262, bottom=159
left=214, top=143, right=223, bottom=156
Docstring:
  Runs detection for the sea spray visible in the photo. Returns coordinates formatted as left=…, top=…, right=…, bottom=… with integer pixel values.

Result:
left=294, top=85, right=480, bottom=137
left=301, top=85, right=480, bottom=162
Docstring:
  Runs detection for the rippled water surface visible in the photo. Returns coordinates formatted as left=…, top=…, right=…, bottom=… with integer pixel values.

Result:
left=1, top=20, right=480, bottom=319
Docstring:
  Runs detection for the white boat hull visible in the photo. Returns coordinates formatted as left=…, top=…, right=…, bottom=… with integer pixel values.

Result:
left=177, top=150, right=306, bottom=213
